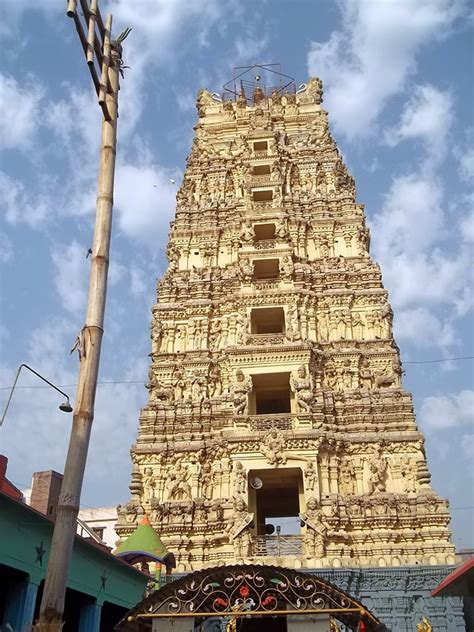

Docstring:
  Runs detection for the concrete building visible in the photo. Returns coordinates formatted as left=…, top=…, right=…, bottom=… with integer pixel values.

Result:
left=0, top=458, right=148, bottom=631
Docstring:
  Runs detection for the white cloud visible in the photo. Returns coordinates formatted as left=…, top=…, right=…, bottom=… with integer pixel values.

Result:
left=394, top=307, right=456, bottom=349
left=0, top=171, right=50, bottom=227
left=461, top=434, right=474, bottom=459
left=114, top=161, right=179, bottom=248
left=44, top=87, right=101, bottom=168
left=384, top=84, right=453, bottom=161
left=234, top=30, right=269, bottom=64
left=107, top=0, right=236, bottom=140
left=458, top=147, right=474, bottom=182
left=0, top=232, right=13, bottom=263
left=460, top=205, right=474, bottom=243
left=371, top=168, right=473, bottom=347
left=0, top=74, right=44, bottom=151
left=419, top=390, right=474, bottom=430
left=176, top=91, right=196, bottom=113
left=130, top=265, right=148, bottom=295
left=373, top=172, right=444, bottom=256
left=455, top=130, right=474, bottom=182
left=51, top=241, right=89, bottom=314
left=307, top=0, right=464, bottom=138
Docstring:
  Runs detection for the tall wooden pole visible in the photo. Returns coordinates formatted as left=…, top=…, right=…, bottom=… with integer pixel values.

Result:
left=34, top=22, right=120, bottom=631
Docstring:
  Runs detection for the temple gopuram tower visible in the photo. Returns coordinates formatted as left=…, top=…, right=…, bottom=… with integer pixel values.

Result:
left=117, top=67, right=457, bottom=591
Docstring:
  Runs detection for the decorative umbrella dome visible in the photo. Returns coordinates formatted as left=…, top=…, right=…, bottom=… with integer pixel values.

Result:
left=114, top=515, right=176, bottom=568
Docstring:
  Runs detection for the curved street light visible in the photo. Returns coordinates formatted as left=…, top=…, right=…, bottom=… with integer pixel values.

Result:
left=0, top=364, right=73, bottom=427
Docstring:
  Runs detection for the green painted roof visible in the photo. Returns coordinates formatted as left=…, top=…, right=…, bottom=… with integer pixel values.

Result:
left=114, top=515, right=175, bottom=568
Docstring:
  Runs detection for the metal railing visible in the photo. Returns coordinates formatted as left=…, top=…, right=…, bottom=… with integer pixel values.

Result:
left=255, top=535, right=302, bottom=557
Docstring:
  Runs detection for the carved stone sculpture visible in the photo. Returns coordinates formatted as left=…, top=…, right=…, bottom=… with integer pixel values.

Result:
left=290, top=365, right=314, bottom=412
left=226, top=497, right=254, bottom=559
left=300, top=497, right=329, bottom=559
left=262, top=429, right=287, bottom=465
left=231, top=369, right=252, bottom=415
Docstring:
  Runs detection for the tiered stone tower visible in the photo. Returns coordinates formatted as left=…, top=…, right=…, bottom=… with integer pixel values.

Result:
left=116, top=74, right=455, bottom=575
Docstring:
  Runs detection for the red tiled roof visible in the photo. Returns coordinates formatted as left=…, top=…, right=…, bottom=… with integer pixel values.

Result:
left=431, top=557, right=474, bottom=597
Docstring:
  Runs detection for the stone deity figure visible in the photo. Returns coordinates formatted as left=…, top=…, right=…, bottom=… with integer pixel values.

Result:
left=234, top=461, right=247, bottom=495
left=208, top=363, right=222, bottom=398
left=372, top=309, right=384, bottom=339
left=275, top=218, right=289, bottom=239
left=240, top=220, right=254, bottom=244
left=200, top=462, right=213, bottom=500
left=317, top=311, right=329, bottom=341
left=358, top=358, right=373, bottom=389
left=339, top=461, right=356, bottom=495
left=262, top=429, right=287, bottom=465
left=299, top=497, right=329, bottom=559
left=400, top=458, right=417, bottom=494
left=280, top=255, right=294, bottom=279
left=367, top=456, right=387, bottom=494
left=226, top=497, right=254, bottom=559
left=357, top=226, right=370, bottom=256
left=271, top=161, right=282, bottom=182
left=290, top=365, right=314, bottom=413
left=151, top=318, right=164, bottom=353
left=236, top=310, right=250, bottom=345
left=187, top=319, right=197, bottom=350
left=173, top=366, right=188, bottom=401
left=285, top=304, right=301, bottom=341
left=209, top=319, right=222, bottom=349
left=304, top=461, right=318, bottom=492
left=191, top=374, right=207, bottom=402
left=167, top=463, right=192, bottom=500
left=231, top=370, right=252, bottom=415
left=142, top=467, right=155, bottom=502
left=239, top=256, right=253, bottom=281
left=352, top=312, right=365, bottom=339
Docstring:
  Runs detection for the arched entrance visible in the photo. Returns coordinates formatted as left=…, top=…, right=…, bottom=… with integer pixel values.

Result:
left=116, top=565, right=385, bottom=631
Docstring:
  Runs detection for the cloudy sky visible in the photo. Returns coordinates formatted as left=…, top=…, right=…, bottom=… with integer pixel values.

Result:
left=0, top=0, right=473, bottom=548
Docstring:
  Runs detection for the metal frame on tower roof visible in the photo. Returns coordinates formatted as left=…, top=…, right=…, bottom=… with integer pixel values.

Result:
left=223, top=63, right=295, bottom=103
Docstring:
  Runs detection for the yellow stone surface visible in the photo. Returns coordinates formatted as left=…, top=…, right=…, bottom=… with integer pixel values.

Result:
left=116, top=78, right=455, bottom=572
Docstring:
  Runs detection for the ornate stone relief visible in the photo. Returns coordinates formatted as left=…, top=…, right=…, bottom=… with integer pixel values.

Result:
left=117, top=75, right=455, bottom=574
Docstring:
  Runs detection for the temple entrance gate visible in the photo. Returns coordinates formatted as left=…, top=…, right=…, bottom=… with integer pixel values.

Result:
left=116, top=565, right=385, bottom=631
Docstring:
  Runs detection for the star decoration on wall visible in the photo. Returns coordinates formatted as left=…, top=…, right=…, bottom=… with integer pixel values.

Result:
left=35, top=541, right=46, bottom=566
left=100, top=571, right=109, bottom=591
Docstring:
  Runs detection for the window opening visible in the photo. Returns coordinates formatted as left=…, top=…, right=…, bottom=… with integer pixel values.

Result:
left=250, top=468, right=302, bottom=536
left=252, top=189, right=273, bottom=202
left=251, top=307, right=285, bottom=334
left=254, top=223, right=276, bottom=240
left=253, top=259, right=279, bottom=279
left=253, top=164, right=271, bottom=176
left=253, top=140, right=268, bottom=151
left=251, top=372, right=291, bottom=414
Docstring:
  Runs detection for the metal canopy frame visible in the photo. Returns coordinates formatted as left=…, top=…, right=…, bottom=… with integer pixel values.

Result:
left=117, top=564, right=383, bottom=631
left=223, top=64, right=295, bottom=103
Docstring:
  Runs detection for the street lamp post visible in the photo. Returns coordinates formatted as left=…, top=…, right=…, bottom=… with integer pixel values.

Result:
left=0, top=364, right=73, bottom=426
left=33, top=1, right=128, bottom=628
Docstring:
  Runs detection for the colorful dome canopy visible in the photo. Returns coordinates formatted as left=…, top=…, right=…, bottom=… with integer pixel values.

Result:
left=114, top=515, right=176, bottom=568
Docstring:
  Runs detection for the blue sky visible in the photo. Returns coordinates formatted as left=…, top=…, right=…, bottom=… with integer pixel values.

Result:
left=0, top=0, right=473, bottom=549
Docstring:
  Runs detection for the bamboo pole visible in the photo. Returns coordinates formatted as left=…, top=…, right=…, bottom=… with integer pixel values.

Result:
left=66, top=0, right=77, bottom=17
left=33, top=27, right=120, bottom=632
left=80, top=0, right=104, bottom=63
left=98, top=14, right=112, bottom=110
left=71, top=10, right=101, bottom=97
left=86, top=0, right=97, bottom=66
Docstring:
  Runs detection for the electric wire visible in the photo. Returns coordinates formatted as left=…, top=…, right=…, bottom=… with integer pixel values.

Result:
left=0, top=355, right=472, bottom=391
